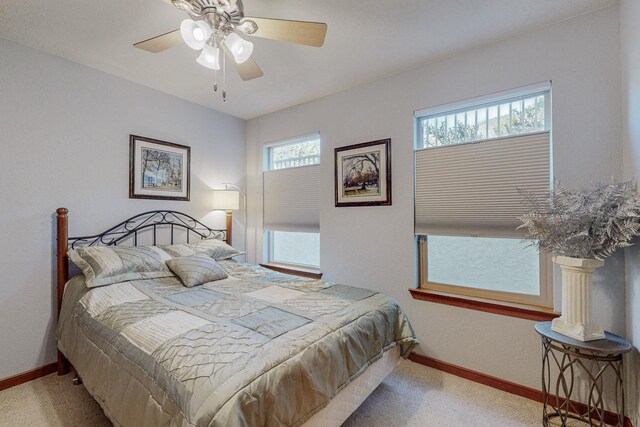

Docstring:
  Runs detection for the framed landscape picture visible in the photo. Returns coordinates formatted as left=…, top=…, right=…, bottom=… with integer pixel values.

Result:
left=129, top=135, right=190, bottom=201
left=335, top=138, right=391, bottom=207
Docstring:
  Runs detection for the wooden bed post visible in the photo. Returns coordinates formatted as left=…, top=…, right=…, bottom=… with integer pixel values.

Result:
left=226, top=211, right=232, bottom=246
left=56, top=207, right=70, bottom=375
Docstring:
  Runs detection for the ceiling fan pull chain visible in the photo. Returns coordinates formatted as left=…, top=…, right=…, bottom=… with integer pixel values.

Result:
left=222, top=50, right=227, bottom=102
left=214, top=69, right=218, bottom=92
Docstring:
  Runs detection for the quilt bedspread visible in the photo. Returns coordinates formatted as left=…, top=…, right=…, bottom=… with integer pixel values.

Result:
left=56, top=260, right=418, bottom=427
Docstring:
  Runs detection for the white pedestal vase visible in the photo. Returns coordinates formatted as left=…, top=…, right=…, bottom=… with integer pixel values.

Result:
left=551, top=256, right=605, bottom=342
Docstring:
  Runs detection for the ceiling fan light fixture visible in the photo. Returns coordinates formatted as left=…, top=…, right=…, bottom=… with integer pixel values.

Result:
left=238, top=20, right=258, bottom=35
left=134, top=0, right=327, bottom=97
left=224, top=32, right=253, bottom=64
left=180, top=19, right=212, bottom=50
left=196, top=44, right=221, bottom=70
left=172, top=0, right=197, bottom=13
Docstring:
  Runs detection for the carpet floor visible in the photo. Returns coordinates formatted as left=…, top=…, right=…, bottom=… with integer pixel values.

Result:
left=0, top=359, right=547, bottom=427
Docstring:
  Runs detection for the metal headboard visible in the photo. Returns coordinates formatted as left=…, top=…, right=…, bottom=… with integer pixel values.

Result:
left=54, top=207, right=229, bottom=375
left=67, top=210, right=227, bottom=249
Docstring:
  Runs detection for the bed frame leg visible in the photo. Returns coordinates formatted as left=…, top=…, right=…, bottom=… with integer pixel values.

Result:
left=57, top=350, right=70, bottom=375
left=72, top=367, right=82, bottom=385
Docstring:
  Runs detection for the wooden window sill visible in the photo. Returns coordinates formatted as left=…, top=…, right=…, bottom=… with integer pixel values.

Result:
left=408, top=288, right=559, bottom=321
left=260, top=263, right=323, bottom=279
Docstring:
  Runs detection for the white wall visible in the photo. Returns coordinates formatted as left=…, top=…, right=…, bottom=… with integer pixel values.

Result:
left=247, top=5, right=625, bottom=392
left=621, top=0, right=640, bottom=423
left=0, top=38, right=246, bottom=379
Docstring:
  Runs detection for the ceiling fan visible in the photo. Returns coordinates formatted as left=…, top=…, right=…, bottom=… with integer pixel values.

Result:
left=134, top=0, right=328, bottom=101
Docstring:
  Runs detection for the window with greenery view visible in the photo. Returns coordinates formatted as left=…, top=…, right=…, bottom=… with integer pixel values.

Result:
left=268, top=136, right=320, bottom=170
left=414, top=85, right=552, bottom=308
left=418, top=92, right=548, bottom=149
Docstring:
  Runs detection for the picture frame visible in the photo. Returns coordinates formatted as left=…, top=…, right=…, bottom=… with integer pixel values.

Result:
left=129, top=135, right=191, bottom=201
left=335, top=138, right=391, bottom=207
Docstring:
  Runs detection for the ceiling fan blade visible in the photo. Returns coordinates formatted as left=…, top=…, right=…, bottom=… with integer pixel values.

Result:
left=134, top=29, right=182, bottom=53
left=241, top=17, right=327, bottom=47
left=224, top=47, right=264, bottom=81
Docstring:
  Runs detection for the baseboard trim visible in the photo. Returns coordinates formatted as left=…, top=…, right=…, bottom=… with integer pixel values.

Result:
left=0, top=356, right=633, bottom=427
left=0, top=363, right=57, bottom=392
left=409, top=352, right=633, bottom=427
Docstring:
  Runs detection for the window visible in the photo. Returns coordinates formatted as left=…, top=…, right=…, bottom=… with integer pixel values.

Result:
left=414, top=83, right=552, bottom=309
left=417, top=235, right=551, bottom=307
left=267, top=231, right=320, bottom=268
left=267, top=136, right=321, bottom=170
left=417, top=89, right=549, bottom=148
left=263, top=133, right=321, bottom=269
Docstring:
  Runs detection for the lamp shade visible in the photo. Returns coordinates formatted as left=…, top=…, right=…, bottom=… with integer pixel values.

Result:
left=181, top=19, right=212, bottom=50
left=224, top=32, right=253, bottom=64
left=197, top=44, right=221, bottom=70
left=212, top=189, right=240, bottom=211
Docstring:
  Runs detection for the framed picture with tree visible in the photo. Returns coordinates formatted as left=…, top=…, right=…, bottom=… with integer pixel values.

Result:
left=335, top=138, right=391, bottom=207
left=129, top=135, right=191, bottom=201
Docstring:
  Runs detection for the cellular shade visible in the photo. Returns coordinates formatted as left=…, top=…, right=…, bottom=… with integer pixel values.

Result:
left=263, top=165, right=320, bottom=232
left=415, top=131, right=550, bottom=237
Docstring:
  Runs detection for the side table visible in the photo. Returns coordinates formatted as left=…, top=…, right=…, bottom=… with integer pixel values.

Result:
left=534, top=321, right=632, bottom=426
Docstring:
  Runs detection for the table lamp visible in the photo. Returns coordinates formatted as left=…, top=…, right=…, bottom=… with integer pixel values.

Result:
left=212, top=189, right=240, bottom=245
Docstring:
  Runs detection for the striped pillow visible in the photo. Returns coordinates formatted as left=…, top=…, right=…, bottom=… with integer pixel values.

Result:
left=166, top=255, right=229, bottom=287
left=68, top=245, right=174, bottom=288
left=161, top=238, right=244, bottom=261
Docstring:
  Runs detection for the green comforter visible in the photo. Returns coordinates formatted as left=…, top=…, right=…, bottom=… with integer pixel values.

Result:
left=57, top=260, right=418, bottom=427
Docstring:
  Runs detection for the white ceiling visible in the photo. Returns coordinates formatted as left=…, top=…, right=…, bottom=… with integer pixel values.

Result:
left=0, top=0, right=617, bottom=119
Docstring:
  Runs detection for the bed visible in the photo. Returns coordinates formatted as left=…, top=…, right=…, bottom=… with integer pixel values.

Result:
left=54, top=208, right=418, bottom=427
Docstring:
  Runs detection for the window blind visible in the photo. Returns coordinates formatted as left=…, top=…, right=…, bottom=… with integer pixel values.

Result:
left=263, top=164, right=320, bottom=232
left=414, top=131, right=550, bottom=237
